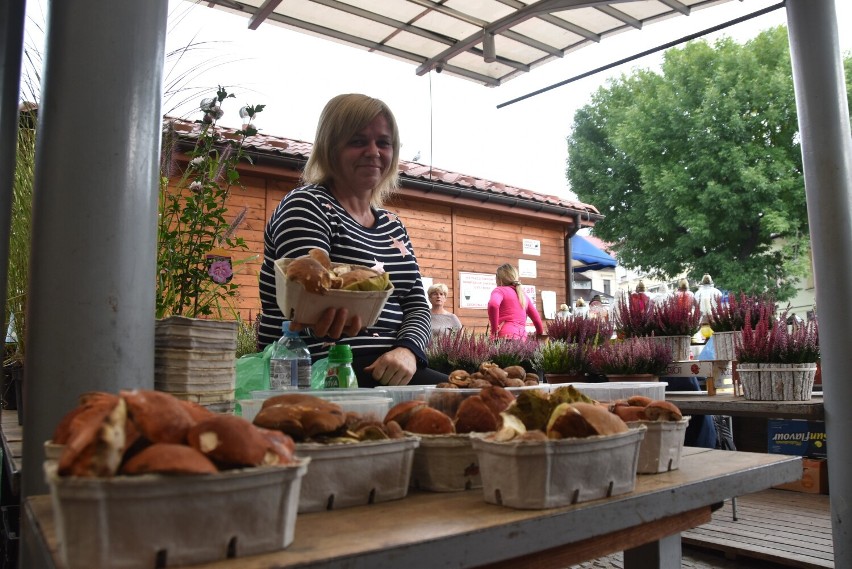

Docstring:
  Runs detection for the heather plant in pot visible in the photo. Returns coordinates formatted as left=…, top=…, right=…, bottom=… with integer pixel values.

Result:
left=708, top=292, right=776, bottom=361
left=427, top=329, right=493, bottom=374
left=588, top=337, right=672, bottom=380
left=546, top=314, right=613, bottom=345
left=647, top=294, right=701, bottom=361
left=614, top=292, right=654, bottom=339
left=490, top=336, right=539, bottom=372
left=736, top=310, right=819, bottom=401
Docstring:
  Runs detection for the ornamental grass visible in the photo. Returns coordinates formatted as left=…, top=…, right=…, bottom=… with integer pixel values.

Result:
left=546, top=314, right=613, bottom=345
left=708, top=292, right=776, bottom=333
left=736, top=310, right=819, bottom=364
left=588, top=337, right=672, bottom=376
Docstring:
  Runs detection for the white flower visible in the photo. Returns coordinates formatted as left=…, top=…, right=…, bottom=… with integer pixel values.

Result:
left=199, top=97, right=216, bottom=111
left=189, top=181, right=203, bottom=192
left=239, top=106, right=250, bottom=119
left=189, top=157, right=205, bottom=168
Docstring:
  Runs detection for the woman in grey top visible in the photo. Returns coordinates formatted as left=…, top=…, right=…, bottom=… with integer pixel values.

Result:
left=428, top=283, right=462, bottom=335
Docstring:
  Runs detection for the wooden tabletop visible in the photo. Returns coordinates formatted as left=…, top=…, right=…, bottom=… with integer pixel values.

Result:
left=1, top=409, right=22, bottom=496
left=24, top=448, right=800, bottom=569
left=665, top=394, right=825, bottom=420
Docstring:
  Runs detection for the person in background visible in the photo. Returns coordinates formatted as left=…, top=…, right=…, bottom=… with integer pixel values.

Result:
left=694, top=273, right=722, bottom=320
left=428, top=283, right=462, bottom=335
left=631, top=280, right=653, bottom=311
left=257, top=93, right=446, bottom=388
left=487, top=263, right=544, bottom=339
left=555, top=303, right=571, bottom=320
left=674, top=278, right=695, bottom=307
left=574, top=297, right=589, bottom=318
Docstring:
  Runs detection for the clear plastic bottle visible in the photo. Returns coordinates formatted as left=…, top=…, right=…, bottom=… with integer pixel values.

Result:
left=269, top=322, right=312, bottom=390
left=324, top=344, right=357, bottom=389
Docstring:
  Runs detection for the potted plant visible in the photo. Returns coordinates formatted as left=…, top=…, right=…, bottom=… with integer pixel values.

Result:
left=546, top=314, right=613, bottom=345
left=613, top=292, right=654, bottom=339
left=708, top=292, right=776, bottom=361
left=427, top=329, right=493, bottom=374
left=157, top=86, right=263, bottom=320
left=532, top=340, right=591, bottom=383
left=736, top=310, right=819, bottom=401
left=588, top=337, right=672, bottom=381
left=647, top=295, right=702, bottom=362
left=155, top=87, right=263, bottom=405
left=490, top=336, right=539, bottom=372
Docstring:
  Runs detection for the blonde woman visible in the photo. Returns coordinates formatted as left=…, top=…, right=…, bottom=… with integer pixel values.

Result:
left=487, top=264, right=544, bottom=339
left=427, top=283, right=462, bottom=335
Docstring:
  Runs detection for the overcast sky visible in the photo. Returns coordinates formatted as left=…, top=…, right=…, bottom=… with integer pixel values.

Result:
left=24, top=1, right=851, bottom=201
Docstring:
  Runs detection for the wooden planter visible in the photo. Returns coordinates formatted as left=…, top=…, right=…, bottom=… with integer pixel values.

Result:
left=544, top=373, right=587, bottom=384
left=649, top=335, right=690, bottom=362
left=737, top=363, right=817, bottom=401
left=713, top=331, right=741, bottom=361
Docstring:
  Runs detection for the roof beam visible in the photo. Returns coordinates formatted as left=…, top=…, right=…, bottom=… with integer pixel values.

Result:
left=248, top=0, right=282, bottom=30
left=595, top=5, right=642, bottom=29
left=417, top=0, right=605, bottom=75
left=657, top=0, right=691, bottom=16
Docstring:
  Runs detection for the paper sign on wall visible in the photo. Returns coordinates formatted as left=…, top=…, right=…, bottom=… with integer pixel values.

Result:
left=541, top=290, right=557, bottom=319
left=518, top=258, right=537, bottom=278
left=523, top=239, right=541, bottom=256
left=421, top=276, right=434, bottom=307
left=459, top=272, right=497, bottom=309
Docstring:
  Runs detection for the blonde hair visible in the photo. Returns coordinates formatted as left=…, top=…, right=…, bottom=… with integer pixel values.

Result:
left=496, top=263, right=525, bottom=309
left=303, top=94, right=401, bottom=207
left=427, top=283, right=448, bottom=296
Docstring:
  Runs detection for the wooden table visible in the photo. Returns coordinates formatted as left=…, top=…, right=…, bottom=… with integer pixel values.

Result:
left=664, top=394, right=824, bottom=420
left=22, top=448, right=800, bottom=569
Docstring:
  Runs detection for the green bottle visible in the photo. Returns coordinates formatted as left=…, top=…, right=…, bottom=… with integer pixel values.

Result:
left=324, top=344, right=357, bottom=389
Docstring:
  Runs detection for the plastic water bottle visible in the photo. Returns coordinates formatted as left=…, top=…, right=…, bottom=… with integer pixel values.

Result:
left=324, top=344, right=357, bottom=389
left=269, top=322, right=312, bottom=390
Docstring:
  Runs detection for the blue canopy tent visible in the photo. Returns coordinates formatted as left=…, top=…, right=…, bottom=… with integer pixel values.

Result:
left=571, top=235, right=617, bottom=273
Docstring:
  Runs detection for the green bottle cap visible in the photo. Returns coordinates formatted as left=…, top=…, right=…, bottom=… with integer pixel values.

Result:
left=328, top=344, right=353, bottom=363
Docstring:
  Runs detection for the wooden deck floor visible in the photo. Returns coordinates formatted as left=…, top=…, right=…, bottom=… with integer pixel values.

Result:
left=682, top=489, right=833, bottom=568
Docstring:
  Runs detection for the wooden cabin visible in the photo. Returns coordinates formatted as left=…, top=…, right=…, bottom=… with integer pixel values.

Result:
left=167, top=119, right=603, bottom=332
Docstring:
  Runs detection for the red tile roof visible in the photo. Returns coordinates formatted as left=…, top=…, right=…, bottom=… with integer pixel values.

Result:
left=166, top=118, right=600, bottom=216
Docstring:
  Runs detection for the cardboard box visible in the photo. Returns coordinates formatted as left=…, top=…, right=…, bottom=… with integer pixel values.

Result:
left=410, top=434, right=481, bottom=492
left=767, top=419, right=827, bottom=458
left=627, top=417, right=689, bottom=474
left=774, top=458, right=828, bottom=494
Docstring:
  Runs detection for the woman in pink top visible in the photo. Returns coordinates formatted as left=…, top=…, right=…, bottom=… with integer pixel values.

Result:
left=487, top=264, right=545, bottom=339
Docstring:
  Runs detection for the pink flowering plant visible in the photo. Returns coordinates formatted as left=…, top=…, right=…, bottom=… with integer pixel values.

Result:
left=546, top=314, right=613, bottom=345
left=427, top=330, right=538, bottom=373
left=709, top=292, right=776, bottom=333
left=614, top=292, right=654, bottom=338
left=157, top=86, right=263, bottom=318
left=588, top=337, right=672, bottom=376
left=736, top=310, right=819, bottom=364
left=649, top=295, right=702, bottom=337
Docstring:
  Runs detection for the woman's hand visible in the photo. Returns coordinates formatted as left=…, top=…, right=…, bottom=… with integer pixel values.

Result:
left=290, top=307, right=363, bottom=338
left=364, top=347, right=417, bottom=386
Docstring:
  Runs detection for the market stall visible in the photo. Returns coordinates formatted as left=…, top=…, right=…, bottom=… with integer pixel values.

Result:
left=22, top=448, right=799, bottom=569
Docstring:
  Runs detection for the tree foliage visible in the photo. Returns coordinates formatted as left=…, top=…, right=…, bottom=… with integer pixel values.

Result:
left=567, top=27, right=852, bottom=301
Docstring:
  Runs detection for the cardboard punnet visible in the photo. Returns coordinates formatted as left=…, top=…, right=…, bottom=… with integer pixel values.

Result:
left=45, top=459, right=308, bottom=569
left=296, top=437, right=419, bottom=512
left=274, top=257, right=392, bottom=327
left=627, top=418, right=689, bottom=474
left=471, top=427, right=645, bottom=509
left=410, top=434, right=482, bottom=492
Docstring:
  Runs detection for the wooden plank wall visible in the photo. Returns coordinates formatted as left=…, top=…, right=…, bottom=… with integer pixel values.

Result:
left=167, top=170, right=569, bottom=332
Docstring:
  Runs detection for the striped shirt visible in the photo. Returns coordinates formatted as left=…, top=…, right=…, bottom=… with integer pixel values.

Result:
left=257, top=185, right=431, bottom=366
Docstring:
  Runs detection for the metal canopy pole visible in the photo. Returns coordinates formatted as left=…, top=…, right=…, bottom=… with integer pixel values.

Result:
left=20, top=0, right=167, bottom=508
left=786, top=0, right=852, bottom=564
